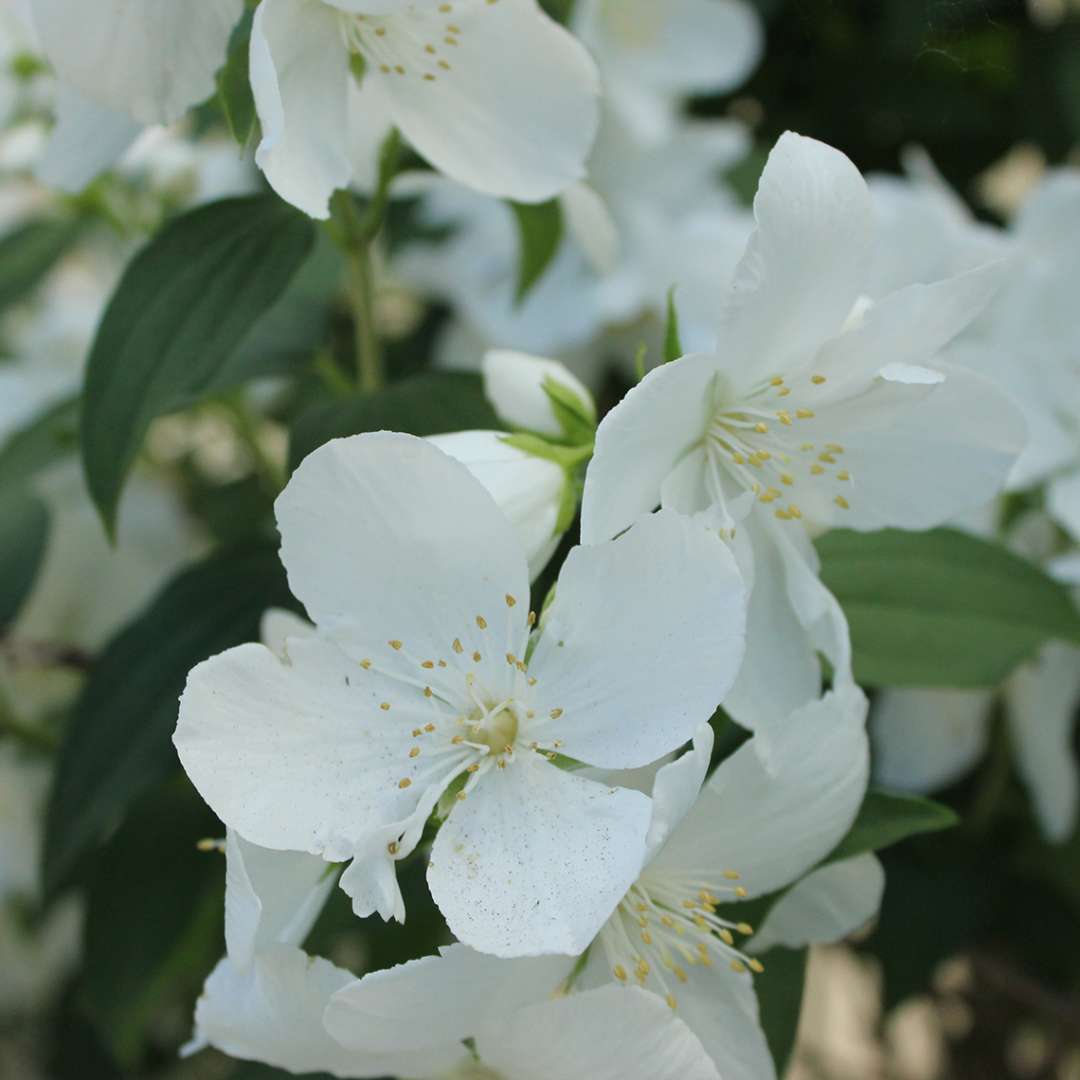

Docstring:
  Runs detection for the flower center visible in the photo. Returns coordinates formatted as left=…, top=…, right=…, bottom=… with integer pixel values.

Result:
left=704, top=372, right=854, bottom=521
left=339, top=7, right=464, bottom=83
left=466, top=701, right=520, bottom=756
left=598, top=871, right=762, bottom=1011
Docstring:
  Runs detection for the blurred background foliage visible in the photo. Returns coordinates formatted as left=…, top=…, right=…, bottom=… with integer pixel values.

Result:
left=3, top=2, right=1080, bottom=1080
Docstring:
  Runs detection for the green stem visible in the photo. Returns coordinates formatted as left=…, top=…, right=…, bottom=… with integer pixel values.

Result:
left=329, top=129, right=403, bottom=394
left=0, top=685, right=57, bottom=754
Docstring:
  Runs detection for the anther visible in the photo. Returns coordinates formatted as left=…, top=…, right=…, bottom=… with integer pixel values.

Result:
left=505, top=594, right=517, bottom=607
left=550, top=707, right=563, bottom=719
left=380, top=702, right=391, bottom=711
left=398, top=778, right=412, bottom=789
left=476, top=615, right=487, bottom=629
left=388, top=639, right=403, bottom=650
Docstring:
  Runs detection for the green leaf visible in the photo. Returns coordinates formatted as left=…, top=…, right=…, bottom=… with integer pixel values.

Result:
left=288, top=372, right=500, bottom=472
left=663, top=286, right=683, bottom=363
left=0, top=217, right=84, bottom=313
left=0, top=394, right=80, bottom=490
left=755, top=946, right=807, bottom=1076
left=816, top=527, right=1080, bottom=687
left=80, top=195, right=316, bottom=536
left=510, top=199, right=563, bottom=304
left=217, top=10, right=256, bottom=145
left=827, top=789, right=958, bottom=864
left=0, top=487, right=49, bottom=632
left=43, top=543, right=294, bottom=895
left=81, top=780, right=224, bottom=1064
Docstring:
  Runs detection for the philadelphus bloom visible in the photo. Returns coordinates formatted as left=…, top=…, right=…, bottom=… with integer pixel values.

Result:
left=189, top=837, right=721, bottom=1079
left=27, top=0, right=242, bottom=190
left=327, top=687, right=870, bottom=1080
left=175, top=432, right=747, bottom=958
left=250, top=0, right=600, bottom=218
left=482, top=349, right=596, bottom=441
left=582, top=132, right=1026, bottom=731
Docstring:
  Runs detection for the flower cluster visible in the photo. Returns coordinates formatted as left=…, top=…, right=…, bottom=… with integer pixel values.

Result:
left=5, top=2, right=1078, bottom=1079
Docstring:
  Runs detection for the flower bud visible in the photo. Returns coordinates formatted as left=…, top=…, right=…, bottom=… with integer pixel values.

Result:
left=427, top=430, right=568, bottom=580
left=482, top=349, right=596, bottom=442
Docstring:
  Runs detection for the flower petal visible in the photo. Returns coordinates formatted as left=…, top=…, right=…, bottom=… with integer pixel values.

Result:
left=653, top=687, right=869, bottom=898
left=477, top=984, right=722, bottom=1080
left=191, top=945, right=461, bottom=1079
left=748, top=854, right=885, bottom=953
left=871, top=687, right=990, bottom=792
left=530, top=509, right=745, bottom=769
left=428, top=753, right=651, bottom=956
left=276, top=432, right=529, bottom=702
left=664, top=965, right=774, bottom=1080
left=324, top=943, right=573, bottom=1055
left=31, top=0, right=240, bottom=125
left=360, top=0, right=599, bottom=201
left=36, top=85, right=142, bottom=192
left=175, top=635, right=474, bottom=863
left=717, top=132, right=874, bottom=392
left=1005, top=642, right=1080, bottom=842
left=723, top=509, right=852, bottom=733
left=582, top=351, right=719, bottom=544
left=251, top=0, right=353, bottom=219
left=225, top=831, right=337, bottom=971
left=646, top=725, right=714, bottom=860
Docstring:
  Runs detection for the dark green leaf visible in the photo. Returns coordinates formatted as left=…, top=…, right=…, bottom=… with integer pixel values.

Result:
left=80, top=195, right=315, bottom=535
left=288, top=373, right=500, bottom=472
left=755, top=946, right=807, bottom=1076
left=816, top=528, right=1080, bottom=687
left=82, top=780, right=224, bottom=1064
left=827, top=789, right=958, bottom=864
left=0, top=394, right=80, bottom=490
left=217, top=10, right=256, bottom=145
left=0, top=487, right=49, bottom=632
left=663, top=287, right=683, bottom=363
left=510, top=199, right=563, bottom=304
left=0, top=217, right=84, bottom=313
left=44, top=543, right=295, bottom=894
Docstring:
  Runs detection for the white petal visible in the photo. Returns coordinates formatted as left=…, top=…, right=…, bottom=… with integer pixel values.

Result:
left=427, top=430, right=566, bottom=581
left=259, top=607, right=314, bottom=660
left=482, top=350, right=595, bottom=438
left=362, top=0, right=600, bottom=201
left=225, top=831, right=336, bottom=970
left=723, top=510, right=852, bottom=732
left=36, top=84, right=142, bottom=192
left=748, top=854, right=885, bottom=953
left=560, top=181, right=619, bottom=274
left=581, top=351, right=719, bottom=544
left=1047, top=469, right=1080, bottom=545
left=31, top=0, right=240, bottom=125
left=717, top=133, right=875, bottom=392
left=276, top=432, right=529, bottom=701
left=663, top=966, right=774, bottom=1080
left=345, top=69, right=395, bottom=194
left=871, top=687, right=990, bottom=792
left=653, top=687, right=869, bottom=898
left=646, top=725, right=714, bottom=860
left=192, top=946, right=459, bottom=1079
left=1005, top=643, right=1080, bottom=842
left=428, top=753, right=651, bottom=956
left=175, top=635, right=473, bottom=863
left=476, top=984, right=722, bottom=1080
left=324, top=944, right=573, bottom=1054
left=251, top=0, right=353, bottom=219
left=530, top=510, right=746, bottom=769
left=577, top=0, right=762, bottom=97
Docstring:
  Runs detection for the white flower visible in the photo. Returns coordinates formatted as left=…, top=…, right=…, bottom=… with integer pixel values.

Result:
left=426, top=431, right=569, bottom=580
left=482, top=350, right=596, bottom=440
left=27, top=0, right=242, bottom=190
left=582, top=132, right=1026, bottom=731
left=572, top=0, right=762, bottom=141
left=328, top=687, right=870, bottom=1080
left=175, top=432, right=747, bottom=957
left=250, top=0, right=600, bottom=218
left=190, top=830, right=722, bottom=1079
